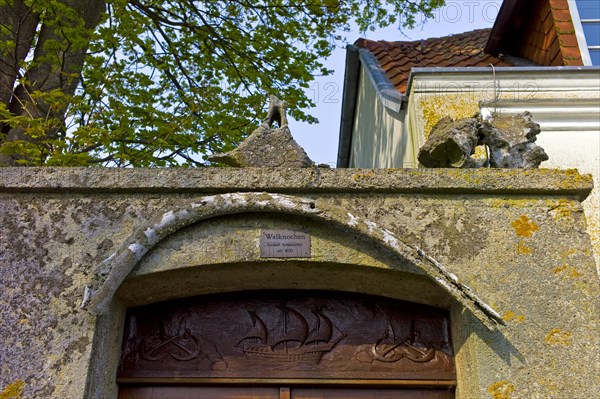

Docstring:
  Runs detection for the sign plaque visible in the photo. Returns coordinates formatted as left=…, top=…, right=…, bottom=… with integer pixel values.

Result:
left=260, top=229, right=311, bottom=258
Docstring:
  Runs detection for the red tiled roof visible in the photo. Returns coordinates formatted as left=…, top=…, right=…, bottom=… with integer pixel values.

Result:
left=355, top=29, right=513, bottom=94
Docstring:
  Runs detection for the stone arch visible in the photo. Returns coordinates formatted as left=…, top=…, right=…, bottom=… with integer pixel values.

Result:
left=84, top=192, right=503, bottom=329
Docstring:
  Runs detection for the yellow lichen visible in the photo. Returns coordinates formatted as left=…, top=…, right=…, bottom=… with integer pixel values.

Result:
left=545, top=328, right=572, bottom=346
left=511, top=215, right=539, bottom=237
left=516, top=239, right=533, bottom=255
left=418, top=95, right=479, bottom=139
left=502, top=311, right=526, bottom=324
left=553, top=264, right=567, bottom=274
left=539, top=378, right=558, bottom=393
left=0, top=380, right=24, bottom=399
left=473, top=145, right=487, bottom=160
left=562, top=248, right=576, bottom=258
left=485, top=198, right=537, bottom=208
left=558, top=169, right=592, bottom=190
left=488, top=380, right=515, bottom=399
left=570, top=267, right=582, bottom=277
left=553, top=264, right=581, bottom=277
left=547, top=199, right=576, bottom=221
left=351, top=171, right=376, bottom=181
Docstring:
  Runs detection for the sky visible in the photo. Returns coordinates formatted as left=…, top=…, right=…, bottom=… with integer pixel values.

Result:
left=289, top=0, right=503, bottom=166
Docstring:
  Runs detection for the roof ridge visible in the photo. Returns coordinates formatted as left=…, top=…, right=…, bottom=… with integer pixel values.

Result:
left=355, top=27, right=493, bottom=47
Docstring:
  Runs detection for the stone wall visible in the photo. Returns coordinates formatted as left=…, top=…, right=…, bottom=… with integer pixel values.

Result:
left=0, top=167, right=598, bottom=399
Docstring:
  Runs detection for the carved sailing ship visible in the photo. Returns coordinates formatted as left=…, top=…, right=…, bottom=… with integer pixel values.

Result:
left=237, top=306, right=344, bottom=363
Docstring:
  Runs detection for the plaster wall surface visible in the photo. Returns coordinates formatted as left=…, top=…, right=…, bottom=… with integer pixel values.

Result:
left=0, top=167, right=598, bottom=399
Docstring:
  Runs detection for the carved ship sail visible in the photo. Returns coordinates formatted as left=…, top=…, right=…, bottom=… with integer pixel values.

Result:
left=238, top=306, right=343, bottom=363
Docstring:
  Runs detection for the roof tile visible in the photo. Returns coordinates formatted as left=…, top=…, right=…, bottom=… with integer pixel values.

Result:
left=551, top=48, right=564, bottom=65
left=558, top=33, right=579, bottom=48
left=552, top=9, right=573, bottom=22
left=564, top=57, right=584, bottom=66
left=355, top=28, right=512, bottom=94
left=555, top=21, right=576, bottom=34
left=549, top=0, right=569, bottom=10
left=561, top=46, right=583, bottom=60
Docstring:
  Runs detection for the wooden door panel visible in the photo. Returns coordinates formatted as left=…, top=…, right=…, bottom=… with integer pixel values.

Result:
left=118, top=291, right=456, bottom=398
left=118, top=291, right=454, bottom=382
left=119, top=386, right=454, bottom=399
left=118, top=386, right=453, bottom=399
left=291, top=387, right=454, bottom=399
left=117, top=386, right=280, bottom=399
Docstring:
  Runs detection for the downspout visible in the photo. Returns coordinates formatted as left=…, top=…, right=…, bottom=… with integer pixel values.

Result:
left=337, top=45, right=360, bottom=168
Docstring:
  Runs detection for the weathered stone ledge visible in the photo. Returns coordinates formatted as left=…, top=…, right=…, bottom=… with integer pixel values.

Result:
left=0, top=167, right=593, bottom=200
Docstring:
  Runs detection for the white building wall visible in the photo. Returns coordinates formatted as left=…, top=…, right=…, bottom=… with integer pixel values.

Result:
left=349, top=66, right=417, bottom=168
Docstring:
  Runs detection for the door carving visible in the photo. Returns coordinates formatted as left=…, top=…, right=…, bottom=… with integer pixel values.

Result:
left=118, top=291, right=455, bottom=383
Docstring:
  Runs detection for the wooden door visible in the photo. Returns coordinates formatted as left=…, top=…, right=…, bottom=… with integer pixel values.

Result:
left=117, top=291, right=455, bottom=398
left=118, top=386, right=281, bottom=399
left=290, top=387, right=453, bottom=398
left=118, top=386, right=454, bottom=399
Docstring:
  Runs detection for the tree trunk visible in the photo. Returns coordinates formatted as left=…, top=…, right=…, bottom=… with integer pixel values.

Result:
left=0, top=0, right=106, bottom=165
left=0, top=0, right=40, bottom=106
